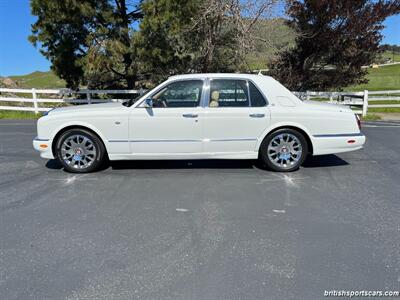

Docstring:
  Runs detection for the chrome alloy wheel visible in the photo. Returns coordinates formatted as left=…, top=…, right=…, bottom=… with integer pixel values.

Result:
left=267, top=133, right=303, bottom=169
left=60, top=135, right=97, bottom=169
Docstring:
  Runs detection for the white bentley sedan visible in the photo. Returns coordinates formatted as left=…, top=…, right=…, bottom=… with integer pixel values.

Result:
left=33, top=73, right=365, bottom=173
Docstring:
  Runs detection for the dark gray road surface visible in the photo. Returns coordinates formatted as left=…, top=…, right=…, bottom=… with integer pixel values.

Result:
left=1, top=120, right=399, bottom=300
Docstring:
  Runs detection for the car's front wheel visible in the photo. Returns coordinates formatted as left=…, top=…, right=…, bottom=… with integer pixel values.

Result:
left=55, top=129, right=106, bottom=173
left=259, top=128, right=308, bottom=172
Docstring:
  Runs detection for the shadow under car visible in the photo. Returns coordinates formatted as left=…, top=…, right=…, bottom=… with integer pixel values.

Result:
left=45, top=154, right=348, bottom=171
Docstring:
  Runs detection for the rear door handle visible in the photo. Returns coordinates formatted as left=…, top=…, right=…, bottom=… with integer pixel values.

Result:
left=249, top=113, right=265, bottom=118
left=182, top=113, right=198, bottom=118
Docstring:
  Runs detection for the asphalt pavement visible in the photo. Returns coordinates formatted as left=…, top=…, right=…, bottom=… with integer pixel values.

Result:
left=0, top=119, right=399, bottom=300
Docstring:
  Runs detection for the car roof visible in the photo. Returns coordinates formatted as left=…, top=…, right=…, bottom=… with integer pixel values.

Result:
left=168, top=73, right=273, bottom=80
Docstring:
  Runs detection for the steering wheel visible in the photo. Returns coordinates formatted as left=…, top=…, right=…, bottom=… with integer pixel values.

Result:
left=156, top=95, right=167, bottom=107
left=152, top=96, right=167, bottom=108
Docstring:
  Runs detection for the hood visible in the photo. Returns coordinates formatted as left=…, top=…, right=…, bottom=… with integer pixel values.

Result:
left=48, top=102, right=125, bottom=115
left=302, top=100, right=353, bottom=113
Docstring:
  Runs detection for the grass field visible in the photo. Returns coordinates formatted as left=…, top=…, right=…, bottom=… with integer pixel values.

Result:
left=0, top=111, right=42, bottom=119
left=369, top=100, right=400, bottom=104
left=361, top=114, right=381, bottom=121
left=348, top=63, right=400, bottom=91
left=368, top=107, right=400, bottom=113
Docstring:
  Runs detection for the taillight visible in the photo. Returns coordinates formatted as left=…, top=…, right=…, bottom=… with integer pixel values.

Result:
left=355, top=114, right=361, bottom=130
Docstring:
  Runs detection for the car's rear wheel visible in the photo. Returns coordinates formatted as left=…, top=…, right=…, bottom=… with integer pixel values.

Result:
left=259, top=128, right=308, bottom=172
left=55, top=129, right=106, bottom=173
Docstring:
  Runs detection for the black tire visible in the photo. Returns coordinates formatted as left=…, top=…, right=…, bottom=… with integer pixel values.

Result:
left=259, top=128, right=308, bottom=172
left=55, top=128, right=106, bottom=173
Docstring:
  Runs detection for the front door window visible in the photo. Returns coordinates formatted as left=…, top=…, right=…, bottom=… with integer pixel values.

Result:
left=152, top=80, right=203, bottom=108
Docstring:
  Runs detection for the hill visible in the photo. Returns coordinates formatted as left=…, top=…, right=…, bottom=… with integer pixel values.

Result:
left=347, top=63, right=400, bottom=91
left=2, top=54, right=399, bottom=91
left=6, top=71, right=66, bottom=89
left=245, top=18, right=296, bottom=70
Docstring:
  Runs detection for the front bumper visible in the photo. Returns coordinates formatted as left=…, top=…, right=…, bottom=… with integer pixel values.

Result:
left=33, top=137, right=54, bottom=159
left=312, top=133, right=366, bottom=155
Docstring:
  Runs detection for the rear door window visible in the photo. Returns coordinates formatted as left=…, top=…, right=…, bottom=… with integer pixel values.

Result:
left=209, top=80, right=249, bottom=107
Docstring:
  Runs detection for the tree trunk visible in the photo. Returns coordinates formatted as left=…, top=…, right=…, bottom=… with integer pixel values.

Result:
left=116, top=0, right=135, bottom=89
left=125, top=74, right=135, bottom=89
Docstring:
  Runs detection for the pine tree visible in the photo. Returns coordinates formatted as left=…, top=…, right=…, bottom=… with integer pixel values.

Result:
left=30, top=0, right=143, bottom=89
left=270, top=0, right=400, bottom=91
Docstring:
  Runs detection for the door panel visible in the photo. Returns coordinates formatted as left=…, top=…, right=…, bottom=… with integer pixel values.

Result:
left=129, top=79, right=204, bottom=154
left=129, top=107, right=203, bottom=154
left=203, top=79, right=270, bottom=153
left=203, top=107, right=269, bottom=153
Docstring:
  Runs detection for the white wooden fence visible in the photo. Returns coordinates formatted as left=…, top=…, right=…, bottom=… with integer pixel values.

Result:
left=0, top=87, right=399, bottom=116
left=292, top=90, right=400, bottom=116
left=0, top=88, right=144, bottom=113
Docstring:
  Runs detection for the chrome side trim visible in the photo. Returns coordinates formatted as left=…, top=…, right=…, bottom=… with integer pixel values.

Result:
left=131, top=139, right=201, bottom=143
left=34, top=137, right=50, bottom=142
left=108, top=139, right=201, bottom=143
left=108, top=140, right=129, bottom=143
left=207, top=138, right=257, bottom=142
left=313, top=133, right=364, bottom=138
left=108, top=138, right=257, bottom=143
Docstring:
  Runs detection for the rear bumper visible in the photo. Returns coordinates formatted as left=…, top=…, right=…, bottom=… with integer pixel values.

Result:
left=33, top=137, right=54, bottom=159
left=311, top=133, right=366, bottom=155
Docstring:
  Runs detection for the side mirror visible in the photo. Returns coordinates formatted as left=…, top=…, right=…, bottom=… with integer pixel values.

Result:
left=143, top=98, right=153, bottom=108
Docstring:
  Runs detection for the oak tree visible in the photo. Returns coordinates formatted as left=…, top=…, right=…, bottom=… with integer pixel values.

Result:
left=138, top=0, right=281, bottom=81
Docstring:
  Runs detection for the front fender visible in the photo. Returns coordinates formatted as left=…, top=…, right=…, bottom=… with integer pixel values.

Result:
left=49, top=121, right=108, bottom=143
left=46, top=121, right=111, bottom=157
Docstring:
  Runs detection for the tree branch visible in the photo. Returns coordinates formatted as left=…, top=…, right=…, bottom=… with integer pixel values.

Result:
left=108, top=66, right=126, bottom=78
left=127, top=9, right=143, bottom=19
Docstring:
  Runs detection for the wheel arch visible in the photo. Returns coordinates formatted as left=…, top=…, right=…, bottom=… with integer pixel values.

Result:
left=258, top=124, right=314, bottom=155
left=51, top=124, right=108, bottom=159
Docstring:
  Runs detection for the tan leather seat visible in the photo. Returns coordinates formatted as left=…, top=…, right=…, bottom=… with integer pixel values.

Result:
left=209, top=91, right=220, bottom=107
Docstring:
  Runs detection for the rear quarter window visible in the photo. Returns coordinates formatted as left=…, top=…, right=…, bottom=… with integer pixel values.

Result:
left=249, top=82, right=267, bottom=107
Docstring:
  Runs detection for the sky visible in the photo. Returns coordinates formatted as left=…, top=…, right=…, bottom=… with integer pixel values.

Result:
left=0, top=0, right=399, bottom=76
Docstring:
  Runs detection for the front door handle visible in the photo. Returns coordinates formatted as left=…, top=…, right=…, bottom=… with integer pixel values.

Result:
left=182, top=113, right=198, bottom=118
left=249, top=113, right=265, bottom=118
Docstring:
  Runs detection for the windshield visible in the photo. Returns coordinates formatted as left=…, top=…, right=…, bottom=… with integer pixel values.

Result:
left=123, top=88, right=154, bottom=107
